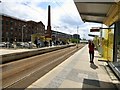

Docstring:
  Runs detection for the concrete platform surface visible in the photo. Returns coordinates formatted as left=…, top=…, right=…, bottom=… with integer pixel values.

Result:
left=0, top=47, right=50, bottom=55
left=26, top=45, right=120, bottom=89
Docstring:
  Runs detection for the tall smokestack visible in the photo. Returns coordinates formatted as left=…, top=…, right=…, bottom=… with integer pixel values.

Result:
left=47, top=5, right=51, bottom=38
left=48, top=5, right=51, bottom=26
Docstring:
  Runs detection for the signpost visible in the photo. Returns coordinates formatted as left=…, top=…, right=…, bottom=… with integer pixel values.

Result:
left=90, top=27, right=114, bottom=32
left=90, top=27, right=100, bottom=32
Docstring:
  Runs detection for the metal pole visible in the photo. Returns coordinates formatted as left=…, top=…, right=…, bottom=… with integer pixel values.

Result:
left=77, top=26, right=79, bottom=48
left=100, top=24, right=103, bottom=55
left=22, top=26, right=23, bottom=44
left=22, top=25, right=26, bottom=48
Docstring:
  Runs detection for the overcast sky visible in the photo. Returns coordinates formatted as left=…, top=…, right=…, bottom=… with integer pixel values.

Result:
left=0, top=0, right=101, bottom=39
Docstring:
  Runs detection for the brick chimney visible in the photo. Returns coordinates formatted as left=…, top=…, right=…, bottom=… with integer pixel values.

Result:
left=46, top=5, right=51, bottom=38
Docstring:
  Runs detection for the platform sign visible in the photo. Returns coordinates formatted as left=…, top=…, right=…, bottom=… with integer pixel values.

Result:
left=88, top=34, right=98, bottom=37
left=90, top=27, right=100, bottom=32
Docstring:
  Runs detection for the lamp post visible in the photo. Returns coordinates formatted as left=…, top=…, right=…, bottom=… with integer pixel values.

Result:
left=22, top=25, right=26, bottom=47
left=14, top=37, right=16, bottom=49
left=77, top=26, right=79, bottom=48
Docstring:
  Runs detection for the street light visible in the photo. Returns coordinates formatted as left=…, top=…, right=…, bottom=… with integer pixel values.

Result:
left=77, top=26, right=79, bottom=48
left=22, top=25, right=26, bottom=47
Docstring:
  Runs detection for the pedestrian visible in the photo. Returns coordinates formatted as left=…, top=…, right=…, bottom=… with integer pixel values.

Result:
left=44, top=40, right=48, bottom=47
left=50, top=40, right=52, bottom=47
left=34, top=38, right=38, bottom=48
left=37, top=39, right=41, bottom=48
left=88, top=40, right=95, bottom=63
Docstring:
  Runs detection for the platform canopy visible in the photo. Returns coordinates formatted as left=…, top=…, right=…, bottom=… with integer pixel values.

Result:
left=74, top=0, right=119, bottom=26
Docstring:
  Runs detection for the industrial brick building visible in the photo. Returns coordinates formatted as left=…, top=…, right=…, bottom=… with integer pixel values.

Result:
left=1, top=14, right=78, bottom=46
left=1, top=14, right=45, bottom=43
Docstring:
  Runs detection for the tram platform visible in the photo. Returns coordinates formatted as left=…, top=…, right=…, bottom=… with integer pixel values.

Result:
left=0, top=46, right=55, bottom=55
left=0, top=45, right=75, bottom=64
left=26, top=45, right=120, bottom=89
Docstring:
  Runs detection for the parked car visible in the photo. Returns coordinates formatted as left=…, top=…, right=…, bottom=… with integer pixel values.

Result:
left=0, top=42, right=5, bottom=47
left=6, top=42, right=14, bottom=48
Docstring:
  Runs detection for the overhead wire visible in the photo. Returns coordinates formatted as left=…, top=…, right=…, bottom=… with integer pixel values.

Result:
left=2, top=0, right=77, bottom=24
left=2, top=1, right=46, bottom=17
left=22, top=3, right=43, bottom=14
left=1, top=2, right=11, bottom=14
left=53, top=0, right=77, bottom=25
left=51, top=0, right=80, bottom=35
left=2, top=0, right=78, bottom=28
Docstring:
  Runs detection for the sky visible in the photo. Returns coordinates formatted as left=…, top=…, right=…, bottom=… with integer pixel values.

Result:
left=0, top=0, right=101, bottom=40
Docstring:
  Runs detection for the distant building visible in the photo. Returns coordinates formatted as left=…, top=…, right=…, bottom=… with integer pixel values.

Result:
left=52, top=30, right=72, bottom=40
left=73, top=34, right=80, bottom=40
left=1, top=14, right=45, bottom=42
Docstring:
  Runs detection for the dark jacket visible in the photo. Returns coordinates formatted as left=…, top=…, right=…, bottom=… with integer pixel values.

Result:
left=88, top=43, right=94, bottom=52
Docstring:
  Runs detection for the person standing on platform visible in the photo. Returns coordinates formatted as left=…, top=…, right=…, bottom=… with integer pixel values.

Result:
left=34, top=38, right=38, bottom=48
left=88, top=40, right=95, bottom=63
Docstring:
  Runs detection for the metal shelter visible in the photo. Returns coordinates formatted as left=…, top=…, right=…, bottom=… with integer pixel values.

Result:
left=74, top=0, right=120, bottom=79
left=74, top=1, right=119, bottom=26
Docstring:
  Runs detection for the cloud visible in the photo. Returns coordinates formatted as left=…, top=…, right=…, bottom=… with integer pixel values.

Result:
left=60, top=15, right=82, bottom=26
left=1, top=1, right=48, bottom=24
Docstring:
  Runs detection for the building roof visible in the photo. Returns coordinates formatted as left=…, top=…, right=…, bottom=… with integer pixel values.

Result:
left=1, top=13, right=45, bottom=26
left=1, top=13, right=26, bottom=22
left=74, top=0, right=119, bottom=26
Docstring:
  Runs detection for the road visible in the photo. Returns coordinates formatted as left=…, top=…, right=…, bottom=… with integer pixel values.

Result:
left=2, top=44, right=84, bottom=89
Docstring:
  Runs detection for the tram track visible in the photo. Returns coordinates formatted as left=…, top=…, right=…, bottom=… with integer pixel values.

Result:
left=2, top=44, right=84, bottom=89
